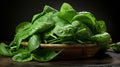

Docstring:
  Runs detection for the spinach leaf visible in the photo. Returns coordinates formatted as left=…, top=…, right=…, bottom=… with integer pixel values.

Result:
left=43, top=5, right=58, bottom=14
left=42, top=27, right=57, bottom=44
left=52, top=16, right=69, bottom=26
left=54, top=24, right=76, bottom=37
left=90, top=32, right=111, bottom=49
left=32, top=12, right=55, bottom=32
left=12, top=51, right=33, bottom=62
left=46, top=35, right=78, bottom=44
left=31, top=12, right=44, bottom=23
left=57, top=3, right=77, bottom=23
left=15, top=22, right=32, bottom=33
left=10, top=12, right=55, bottom=49
left=31, top=5, right=57, bottom=23
left=71, top=21, right=81, bottom=28
left=110, top=42, right=120, bottom=53
left=90, top=32, right=110, bottom=43
left=96, top=20, right=107, bottom=34
left=28, top=34, right=41, bottom=52
left=75, top=28, right=93, bottom=41
left=32, top=48, right=63, bottom=62
left=11, top=47, right=28, bottom=55
left=72, top=11, right=97, bottom=34
left=0, top=43, right=12, bottom=56
left=46, top=37, right=62, bottom=44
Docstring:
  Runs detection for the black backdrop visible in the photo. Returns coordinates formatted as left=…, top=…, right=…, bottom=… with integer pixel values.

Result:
left=1, top=0, right=120, bottom=42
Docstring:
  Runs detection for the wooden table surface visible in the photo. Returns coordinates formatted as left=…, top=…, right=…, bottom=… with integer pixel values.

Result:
left=0, top=50, right=120, bottom=67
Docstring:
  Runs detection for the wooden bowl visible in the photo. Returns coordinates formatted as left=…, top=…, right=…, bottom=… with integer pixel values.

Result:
left=21, top=42, right=101, bottom=59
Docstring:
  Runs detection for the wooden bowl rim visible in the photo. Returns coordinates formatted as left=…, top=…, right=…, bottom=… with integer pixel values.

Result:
left=21, top=42, right=100, bottom=49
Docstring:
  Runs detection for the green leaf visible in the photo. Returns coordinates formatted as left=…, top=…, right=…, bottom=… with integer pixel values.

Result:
left=60, top=2, right=75, bottom=11
left=15, top=22, right=32, bottom=33
left=11, top=47, right=28, bottom=55
left=12, top=51, right=33, bottom=62
left=28, top=35, right=41, bottom=52
left=52, top=16, right=69, bottom=27
left=43, top=5, right=58, bottom=13
left=72, top=11, right=97, bottom=34
left=32, top=12, right=55, bottom=32
left=42, top=27, right=57, bottom=41
left=32, top=48, right=63, bottom=62
left=90, top=32, right=111, bottom=49
left=54, top=24, right=76, bottom=37
left=31, top=12, right=44, bottom=23
left=111, top=42, right=120, bottom=53
left=31, top=5, right=57, bottom=23
left=96, top=20, right=107, bottom=34
left=0, top=43, right=12, bottom=56
left=75, top=28, right=93, bottom=41
left=71, top=21, right=81, bottom=28
left=90, top=32, right=110, bottom=43
left=58, top=2, right=77, bottom=23
left=10, top=12, right=55, bottom=49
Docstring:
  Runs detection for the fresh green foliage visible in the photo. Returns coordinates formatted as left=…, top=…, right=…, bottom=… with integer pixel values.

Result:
left=0, top=2, right=111, bottom=62
left=0, top=43, right=12, bottom=56
left=90, top=32, right=111, bottom=49
left=12, top=51, right=33, bottom=62
left=32, top=48, right=63, bottom=62
left=96, top=20, right=107, bottom=34
left=72, top=11, right=97, bottom=34
left=15, top=22, right=32, bottom=33
left=58, top=3, right=77, bottom=23
left=110, top=42, right=120, bottom=53
left=28, top=34, right=41, bottom=52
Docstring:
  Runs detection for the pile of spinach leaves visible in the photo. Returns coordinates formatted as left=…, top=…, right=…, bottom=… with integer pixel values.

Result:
left=0, top=2, right=111, bottom=62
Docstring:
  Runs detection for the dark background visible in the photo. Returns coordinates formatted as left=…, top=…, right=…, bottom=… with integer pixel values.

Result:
left=1, top=0, right=120, bottom=42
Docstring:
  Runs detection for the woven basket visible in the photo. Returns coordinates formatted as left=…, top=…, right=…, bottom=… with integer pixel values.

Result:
left=21, top=42, right=101, bottom=59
